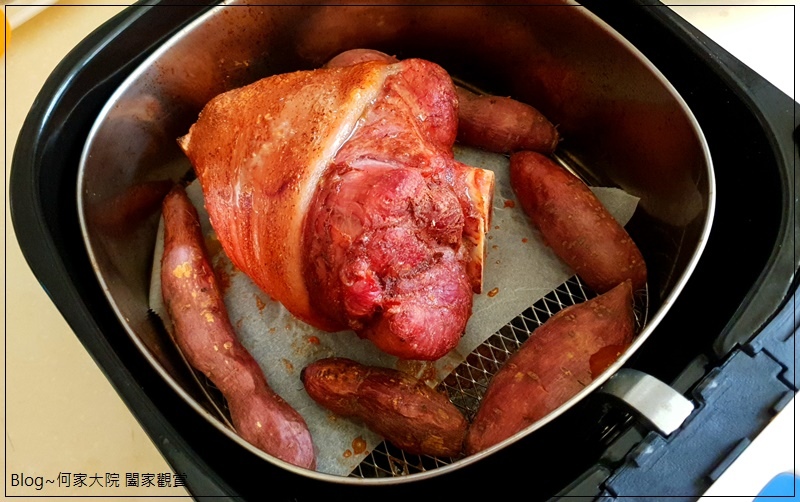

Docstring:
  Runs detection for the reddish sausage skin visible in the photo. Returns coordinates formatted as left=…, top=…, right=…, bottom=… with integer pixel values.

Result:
left=160, top=186, right=316, bottom=470
left=456, top=87, right=559, bottom=154
left=302, top=358, right=467, bottom=457
left=465, top=280, right=635, bottom=455
left=510, top=151, right=647, bottom=293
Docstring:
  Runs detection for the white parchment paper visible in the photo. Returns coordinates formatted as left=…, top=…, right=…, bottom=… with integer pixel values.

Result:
left=149, top=146, right=639, bottom=476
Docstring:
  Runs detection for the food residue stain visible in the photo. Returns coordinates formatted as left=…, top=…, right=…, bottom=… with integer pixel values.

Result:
left=492, top=245, right=499, bottom=250
left=522, top=238, right=528, bottom=243
left=214, top=262, right=231, bottom=293
left=204, top=235, right=223, bottom=258
left=421, top=364, right=438, bottom=383
left=255, top=295, right=266, bottom=311
left=504, top=199, right=515, bottom=208
left=395, top=359, right=421, bottom=376
left=343, top=449, right=352, bottom=458
left=308, top=336, right=321, bottom=345
left=282, top=358, right=294, bottom=373
left=395, top=359, right=437, bottom=383
left=487, top=287, right=500, bottom=298
left=352, top=436, right=367, bottom=455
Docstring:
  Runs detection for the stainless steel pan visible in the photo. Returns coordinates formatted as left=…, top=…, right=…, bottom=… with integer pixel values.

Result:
left=77, top=0, right=714, bottom=484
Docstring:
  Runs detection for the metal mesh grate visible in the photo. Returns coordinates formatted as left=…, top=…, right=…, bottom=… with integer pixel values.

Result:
left=350, top=442, right=455, bottom=478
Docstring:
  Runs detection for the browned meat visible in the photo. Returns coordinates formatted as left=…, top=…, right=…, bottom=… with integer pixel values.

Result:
left=178, top=58, right=494, bottom=361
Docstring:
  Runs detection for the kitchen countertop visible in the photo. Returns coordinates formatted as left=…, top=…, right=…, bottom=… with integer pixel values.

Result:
left=4, top=2, right=188, bottom=499
left=3, top=1, right=796, bottom=500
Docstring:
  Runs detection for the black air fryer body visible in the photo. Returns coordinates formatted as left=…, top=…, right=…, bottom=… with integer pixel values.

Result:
left=9, top=2, right=798, bottom=500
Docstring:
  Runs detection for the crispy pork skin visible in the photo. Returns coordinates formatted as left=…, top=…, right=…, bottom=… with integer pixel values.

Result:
left=179, top=59, right=493, bottom=360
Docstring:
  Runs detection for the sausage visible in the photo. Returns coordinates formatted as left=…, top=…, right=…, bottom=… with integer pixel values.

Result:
left=465, top=280, right=635, bottom=455
left=510, top=150, right=647, bottom=293
left=456, top=86, right=559, bottom=154
left=160, top=186, right=316, bottom=470
left=301, top=358, right=467, bottom=457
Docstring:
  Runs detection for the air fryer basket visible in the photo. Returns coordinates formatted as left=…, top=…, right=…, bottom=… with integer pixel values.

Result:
left=76, top=0, right=711, bottom=483
left=9, top=1, right=797, bottom=500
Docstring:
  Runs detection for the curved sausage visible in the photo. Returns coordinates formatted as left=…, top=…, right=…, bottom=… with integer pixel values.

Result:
left=510, top=150, right=647, bottom=293
left=465, top=280, right=635, bottom=455
left=456, top=86, right=559, bottom=154
left=160, top=186, right=316, bottom=470
left=302, top=358, right=467, bottom=457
